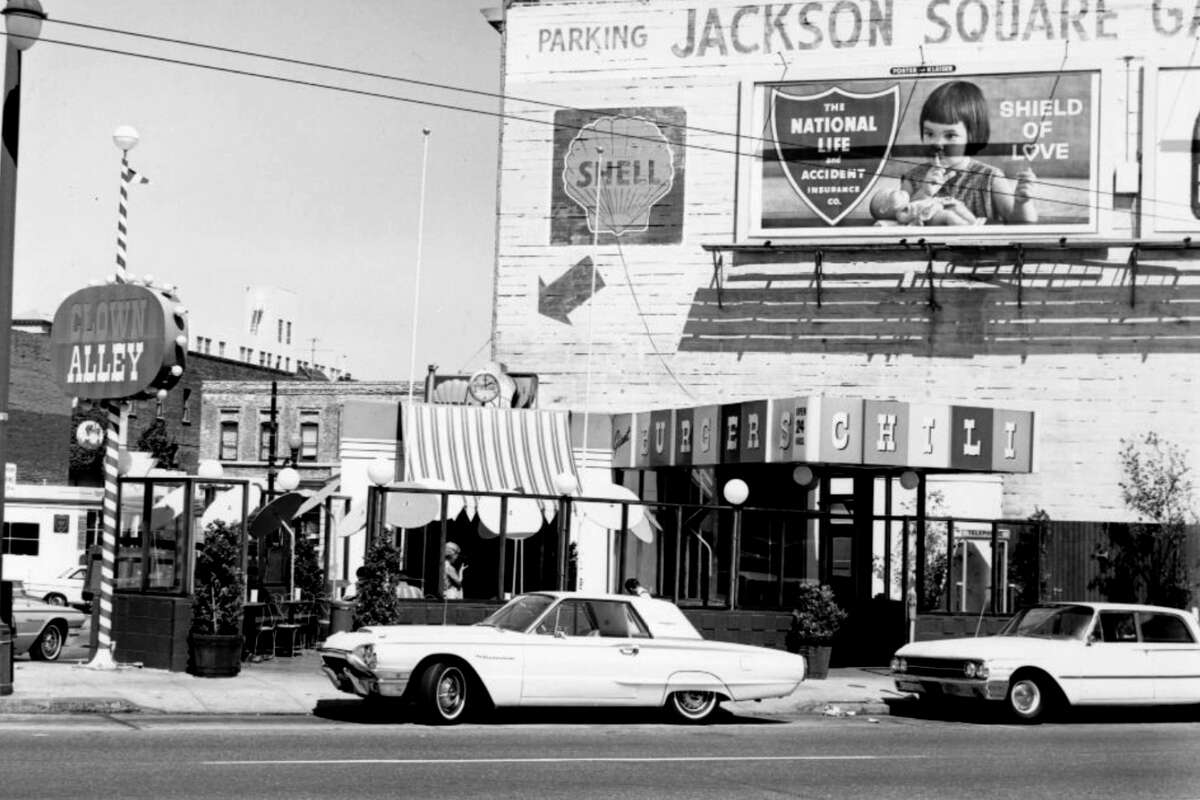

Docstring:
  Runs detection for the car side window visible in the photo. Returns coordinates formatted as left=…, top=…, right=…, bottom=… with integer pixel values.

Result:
left=1138, top=612, right=1195, bottom=644
left=1098, top=611, right=1139, bottom=643
left=589, top=600, right=636, bottom=638
left=625, top=606, right=651, bottom=639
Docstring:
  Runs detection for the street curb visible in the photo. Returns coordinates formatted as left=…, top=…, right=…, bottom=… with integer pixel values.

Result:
left=0, top=697, right=141, bottom=714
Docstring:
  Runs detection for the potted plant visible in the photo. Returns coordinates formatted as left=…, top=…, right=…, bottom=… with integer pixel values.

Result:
left=785, top=583, right=848, bottom=680
left=189, top=520, right=245, bottom=677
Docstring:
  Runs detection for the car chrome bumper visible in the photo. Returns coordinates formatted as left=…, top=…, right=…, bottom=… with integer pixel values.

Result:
left=894, top=676, right=1007, bottom=701
left=319, top=651, right=409, bottom=698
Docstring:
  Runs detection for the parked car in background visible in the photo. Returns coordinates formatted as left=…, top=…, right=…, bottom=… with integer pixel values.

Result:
left=9, top=581, right=88, bottom=661
left=319, top=591, right=807, bottom=724
left=23, top=565, right=88, bottom=610
left=891, top=602, right=1200, bottom=723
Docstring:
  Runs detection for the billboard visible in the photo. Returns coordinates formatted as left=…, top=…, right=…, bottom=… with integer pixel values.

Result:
left=551, top=106, right=686, bottom=245
left=751, top=71, right=1099, bottom=238
left=1148, top=66, right=1200, bottom=235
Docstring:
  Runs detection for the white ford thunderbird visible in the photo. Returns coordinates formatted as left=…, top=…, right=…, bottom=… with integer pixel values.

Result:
left=892, top=602, right=1200, bottom=722
left=318, top=591, right=807, bottom=724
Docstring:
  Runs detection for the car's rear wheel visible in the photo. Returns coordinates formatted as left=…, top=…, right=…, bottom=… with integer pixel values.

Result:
left=667, top=690, right=719, bottom=723
left=44, top=593, right=67, bottom=606
left=1006, top=673, right=1055, bottom=723
left=418, top=662, right=469, bottom=724
left=31, top=623, right=65, bottom=662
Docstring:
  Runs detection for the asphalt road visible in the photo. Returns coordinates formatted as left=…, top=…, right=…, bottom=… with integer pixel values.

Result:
left=2, top=704, right=1199, bottom=800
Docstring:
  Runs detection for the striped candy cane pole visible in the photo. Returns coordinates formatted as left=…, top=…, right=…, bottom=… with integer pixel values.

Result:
left=114, top=153, right=148, bottom=282
left=85, top=400, right=127, bottom=669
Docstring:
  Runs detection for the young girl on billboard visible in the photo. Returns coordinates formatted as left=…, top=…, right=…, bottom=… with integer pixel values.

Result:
left=881, top=80, right=1039, bottom=226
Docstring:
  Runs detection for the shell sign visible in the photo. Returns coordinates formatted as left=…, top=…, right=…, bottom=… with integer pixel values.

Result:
left=551, top=107, right=685, bottom=245
left=50, top=283, right=187, bottom=400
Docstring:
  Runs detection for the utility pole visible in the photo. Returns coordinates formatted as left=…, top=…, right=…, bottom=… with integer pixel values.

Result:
left=266, top=380, right=278, bottom=496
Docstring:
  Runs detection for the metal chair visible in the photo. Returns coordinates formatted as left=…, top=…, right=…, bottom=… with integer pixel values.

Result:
left=248, top=602, right=278, bottom=662
left=272, top=594, right=303, bottom=657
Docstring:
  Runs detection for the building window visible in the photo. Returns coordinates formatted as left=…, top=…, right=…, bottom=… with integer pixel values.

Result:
left=286, top=321, right=292, bottom=345
left=1, top=521, right=39, bottom=556
left=181, top=388, right=192, bottom=425
left=219, top=421, right=239, bottom=461
left=277, top=319, right=284, bottom=343
left=259, top=421, right=274, bottom=461
left=300, top=421, right=319, bottom=461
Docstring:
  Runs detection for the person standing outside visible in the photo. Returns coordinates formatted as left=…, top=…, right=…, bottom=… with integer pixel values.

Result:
left=443, top=542, right=466, bottom=600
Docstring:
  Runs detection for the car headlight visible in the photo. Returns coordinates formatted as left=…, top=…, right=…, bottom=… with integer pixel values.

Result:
left=963, top=661, right=988, bottom=679
left=891, top=656, right=907, bottom=673
left=349, top=643, right=377, bottom=671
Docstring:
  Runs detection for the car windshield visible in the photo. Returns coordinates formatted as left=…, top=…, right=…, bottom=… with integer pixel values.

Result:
left=998, top=605, right=1094, bottom=640
left=476, top=593, right=557, bottom=632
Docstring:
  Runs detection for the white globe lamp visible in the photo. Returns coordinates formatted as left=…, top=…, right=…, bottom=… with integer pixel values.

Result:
left=366, top=459, right=393, bottom=486
left=723, top=478, right=749, bottom=506
left=276, top=467, right=300, bottom=492
left=552, top=471, right=579, bottom=495
left=197, top=459, right=224, bottom=480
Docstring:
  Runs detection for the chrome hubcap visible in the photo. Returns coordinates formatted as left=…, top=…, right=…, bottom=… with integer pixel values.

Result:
left=1012, top=680, right=1040, bottom=714
left=437, top=669, right=465, bottom=717
left=676, top=691, right=714, bottom=717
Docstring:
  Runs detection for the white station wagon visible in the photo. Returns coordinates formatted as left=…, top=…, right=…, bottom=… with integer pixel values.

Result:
left=319, top=591, right=807, bottom=724
left=892, top=602, right=1200, bottom=722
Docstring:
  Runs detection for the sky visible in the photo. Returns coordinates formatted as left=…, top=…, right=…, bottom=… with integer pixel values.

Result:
left=12, top=0, right=502, bottom=380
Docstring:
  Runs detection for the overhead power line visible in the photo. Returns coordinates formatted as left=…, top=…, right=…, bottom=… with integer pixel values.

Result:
left=17, top=22, right=1200, bottom=229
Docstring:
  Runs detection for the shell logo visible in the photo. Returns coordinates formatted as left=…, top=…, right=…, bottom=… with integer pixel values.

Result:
left=562, top=116, right=676, bottom=236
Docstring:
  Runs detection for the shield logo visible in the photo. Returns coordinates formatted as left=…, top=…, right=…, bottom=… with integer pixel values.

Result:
left=770, top=85, right=900, bottom=226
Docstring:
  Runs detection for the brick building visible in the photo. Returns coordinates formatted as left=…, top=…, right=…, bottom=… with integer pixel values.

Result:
left=480, top=0, right=1200, bottom=649
left=7, top=322, right=308, bottom=486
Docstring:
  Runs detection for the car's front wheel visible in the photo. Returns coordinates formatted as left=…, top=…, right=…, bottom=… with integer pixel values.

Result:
left=1006, top=673, right=1056, bottom=723
left=418, top=662, right=470, bottom=724
left=43, top=593, right=67, bottom=606
left=30, top=623, right=65, bottom=662
left=667, top=690, right=719, bottom=723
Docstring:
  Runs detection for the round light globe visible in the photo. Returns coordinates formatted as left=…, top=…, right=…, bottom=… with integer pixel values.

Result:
left=723, top=478, right=749, bottom=506
left=792, top=465, right=814, bottom=487
left=2, top=0, right=46, bottom=52
left=552, top=471, right=579, bottom=495
left=113, top=125, right=140, bottom=152
left=197, top=459, right=224, bottom=479
left=899, top=470, right=920, bottom=491
left=276, top=467, right=301, bottom=492
left=366, top=459, right=393, bottom=486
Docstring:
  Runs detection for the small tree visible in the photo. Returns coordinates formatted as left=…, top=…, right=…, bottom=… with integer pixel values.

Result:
left=136, top=418, right=180, bottom=471
left=354, top=534, right=404, bottom=627
left=293, top=531, right=325, bottom=601
left=192, top=521, right=245, bottom=636
left=1091, top=433, right=1195, bottom=608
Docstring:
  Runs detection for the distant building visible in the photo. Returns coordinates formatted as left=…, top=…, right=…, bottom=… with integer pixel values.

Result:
left=187, top=286, right=349, bottom=381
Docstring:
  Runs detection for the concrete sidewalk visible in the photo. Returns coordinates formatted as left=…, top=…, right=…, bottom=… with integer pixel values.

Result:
left=0, top=650, right=904, bottom=717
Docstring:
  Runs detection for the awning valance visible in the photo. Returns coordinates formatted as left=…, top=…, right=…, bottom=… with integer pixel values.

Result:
left=401, top=403, right=579, bottom=518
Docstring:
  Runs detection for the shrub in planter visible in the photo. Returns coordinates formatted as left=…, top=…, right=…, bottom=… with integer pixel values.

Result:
left=785, top=583, right=848, bottom=680
left=190, top=520, right=246, bottom=677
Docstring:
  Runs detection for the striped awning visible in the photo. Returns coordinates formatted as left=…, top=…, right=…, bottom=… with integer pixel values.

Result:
left=401, top=403, right=579, bottom=518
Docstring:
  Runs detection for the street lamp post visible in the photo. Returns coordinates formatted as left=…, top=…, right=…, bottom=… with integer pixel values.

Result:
left=0, top=0, right=45, bottom=696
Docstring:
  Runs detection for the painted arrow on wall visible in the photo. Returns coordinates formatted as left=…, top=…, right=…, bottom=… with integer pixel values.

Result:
left=538, top=256, right=605, bottom=324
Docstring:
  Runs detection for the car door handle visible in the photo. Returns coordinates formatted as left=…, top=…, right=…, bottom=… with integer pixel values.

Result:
left=620, top=645, right=639, bottom=656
